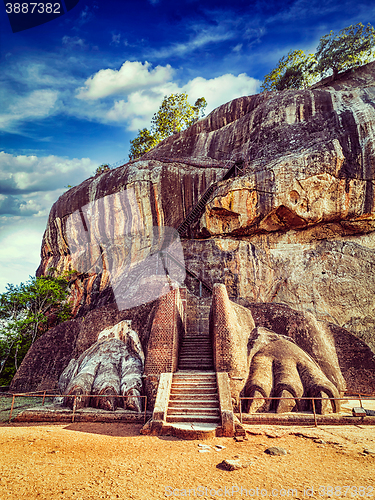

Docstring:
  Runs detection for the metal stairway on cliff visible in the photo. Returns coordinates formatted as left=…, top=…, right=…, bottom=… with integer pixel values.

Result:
left=158, top=160, right=245, bottom=298
left=177, top=160, right=244, bottom=238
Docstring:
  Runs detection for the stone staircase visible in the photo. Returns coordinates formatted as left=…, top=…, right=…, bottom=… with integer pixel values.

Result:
left=166, top=372, right=220, bottom=424
left=166, top=296, right=221, bottom=426
left=178, top=335, right=214, bottom=370
left=145, top=292, right=235, bottom=438
left=177, top=160, right=243, bottom=237
left=179, top=297, right=212, bottom=370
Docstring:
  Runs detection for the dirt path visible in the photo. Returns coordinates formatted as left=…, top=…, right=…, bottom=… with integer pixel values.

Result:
left=0, top=423, right=374, bottom=500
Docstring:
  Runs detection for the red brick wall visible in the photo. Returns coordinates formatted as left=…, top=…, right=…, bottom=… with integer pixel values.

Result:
left=144, top=287, right=186, bottom=408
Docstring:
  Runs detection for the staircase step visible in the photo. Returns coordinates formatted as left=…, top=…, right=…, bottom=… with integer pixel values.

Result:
left=178, top=365, right=214, bottom=369
left=171, top=384, right=217, bottom=390
left=166, top=414, right=220, bottom=423
left=178, top=366, right=214, bottom=369
left=182, top=341, right=211, bottom=344
left=180, top=349, right=212, bottom=351
left=168, top=407, right=219, bottom=415
left=170, top=388, right=217, bottom=395
left=179, top=361, right=213, bottom=364
left=170, top=394, right=218, bottom=400
left=180, top=350, right=212, bottom=354
left=174, top=371, right=215, bottom=375
left=179, top=361, right=214, bottom=366
left=172, top=382, right=216, bottom=386
left=179, top=356, right=213, bottom=359
left=169, top=399, right=218, bottom=406
left=178, top=363, right=214, bottom=367
left=181, top=343, right=211, bottom=346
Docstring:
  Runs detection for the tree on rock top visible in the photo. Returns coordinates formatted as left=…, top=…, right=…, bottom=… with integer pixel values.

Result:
left=261, top=50, right=317, bottom=91
left=315, top=23, right=375, bottom=79
left=261, top=23, right=375, bottom=91
left=129, top=93, right=207, bottom=160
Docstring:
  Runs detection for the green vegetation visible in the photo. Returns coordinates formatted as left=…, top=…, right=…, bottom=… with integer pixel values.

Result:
left=0, top=274, right=72, bottom=385
left=0, top=394, right=56, bottom=422
left=261, top=50, right=316, bottom=91
left=94, top=163, right=111, bottom=176
left=315, top=23, right=375, bottom=80
left=261, top=23, right=375, bottom=91
left=129, top=93, right=207, bottom=160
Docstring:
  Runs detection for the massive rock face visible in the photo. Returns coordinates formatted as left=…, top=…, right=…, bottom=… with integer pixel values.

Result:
left=13, top=62, right=375, bottom=394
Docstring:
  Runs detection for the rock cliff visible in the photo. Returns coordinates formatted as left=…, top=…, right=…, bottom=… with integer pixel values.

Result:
left=12, top=62, right=375, bottom=393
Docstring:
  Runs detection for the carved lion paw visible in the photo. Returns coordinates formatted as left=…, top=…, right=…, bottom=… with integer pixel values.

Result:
left=60, top=338, right=143, bottom=412
left=243, top=328, right=340, bottom=414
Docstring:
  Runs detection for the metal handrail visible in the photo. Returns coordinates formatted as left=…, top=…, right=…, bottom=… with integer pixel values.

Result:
left=238, top=395, right=375, bottom=427
left=177, top=159, right=243, bottom=238
left=2, top=392, right=148, bottom=424
left=161, top=250, right=213, bottom=295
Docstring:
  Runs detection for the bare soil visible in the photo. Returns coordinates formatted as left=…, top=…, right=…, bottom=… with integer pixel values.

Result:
left=0, top=422, right=374, bottom=500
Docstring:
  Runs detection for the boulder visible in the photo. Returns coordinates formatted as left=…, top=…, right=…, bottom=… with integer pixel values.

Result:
left=12, top=62, right=375, bottom=398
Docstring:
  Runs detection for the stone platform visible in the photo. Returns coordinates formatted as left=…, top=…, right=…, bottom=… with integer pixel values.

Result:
left=238, top=398, right=375, bottom=426
left=12, top=399, right=375, bottom=431
left=13, top=404, right=149, bottom=424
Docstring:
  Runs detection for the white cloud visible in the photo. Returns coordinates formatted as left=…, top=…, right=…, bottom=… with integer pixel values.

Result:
left=0, top=194, right=43, bottom=217
left=149, top=27, right=235, bottom=59
left=9, top=89, right=58, bottom=117
left=101, top=68, right=261, bottom=131
left=183, top=73, right=260, bottom=114
left=0, top=152, right=97, bottom=195
left=76, top=61, right=174, bottom=100
left=0, top=217, right=47, bottom=292
left=62, top=36, right=88, bottom=49
left=233, top=43, right=243, bottom=52
left=105, top=83, right=177, bottom=129
left=0, top=90, right=59, bottom=130
left=0, top=152, right=100, bottom=289
left=111, top=33, right=121, bottom=46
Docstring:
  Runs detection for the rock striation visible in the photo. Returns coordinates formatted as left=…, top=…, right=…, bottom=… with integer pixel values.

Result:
left=11, top=62, right=375, bottom=399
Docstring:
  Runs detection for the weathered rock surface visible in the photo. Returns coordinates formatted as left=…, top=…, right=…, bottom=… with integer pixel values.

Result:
left=37, top=161, right=223, bottom=315
left=218, top=459, right=251, bottom=471
left=13, top=62, right=375, bottom=395
left=264, top=447, right=288, bottom=456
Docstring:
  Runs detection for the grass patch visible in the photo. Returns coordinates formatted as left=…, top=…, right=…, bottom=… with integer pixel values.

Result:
left=0, top=395, right=56, bottom=422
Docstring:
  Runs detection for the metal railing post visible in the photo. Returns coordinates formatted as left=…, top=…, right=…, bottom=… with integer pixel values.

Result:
left=72, top=395, right=77, bottom=423
left=8, top=394, right=15, bottom=422
left=311, top=398, right=318, bottom=427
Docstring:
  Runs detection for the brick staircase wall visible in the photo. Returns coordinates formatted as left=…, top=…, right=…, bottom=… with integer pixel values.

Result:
left=144, top=287, right=187, bottom=408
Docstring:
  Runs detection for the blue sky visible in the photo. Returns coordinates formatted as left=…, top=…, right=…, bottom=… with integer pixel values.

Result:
left=0, top=0, right=375, bottom=292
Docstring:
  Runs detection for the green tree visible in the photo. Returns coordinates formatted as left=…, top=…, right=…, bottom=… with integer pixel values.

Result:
left=315, top=23, right=375, bottom=80
left=129, top=128, right=159, bottom=161
left=94, top=164, right=111, bottom=176
left=129, top=93, right=207, bottom=160
left=0, top=274, right=72, bottom=384
left=261, top=50, right=317, bottom=91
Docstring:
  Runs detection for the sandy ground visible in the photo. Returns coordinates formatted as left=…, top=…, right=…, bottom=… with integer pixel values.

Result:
left=0, top=422, right=374, bottom=500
